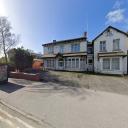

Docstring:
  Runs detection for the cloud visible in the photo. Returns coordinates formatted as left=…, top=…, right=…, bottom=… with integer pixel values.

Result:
left=106, top=9, right=125, bottom=24
left=113, top=0, right=123, bottom=9
left=105, top=0, right=128, bottom=25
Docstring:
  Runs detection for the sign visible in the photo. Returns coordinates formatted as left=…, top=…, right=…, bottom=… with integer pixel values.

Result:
left=0, top=64, right=8, bottom=83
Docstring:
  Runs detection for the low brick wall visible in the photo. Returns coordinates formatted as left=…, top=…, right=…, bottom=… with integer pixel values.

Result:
left=9, top=72, right=41, bottom=81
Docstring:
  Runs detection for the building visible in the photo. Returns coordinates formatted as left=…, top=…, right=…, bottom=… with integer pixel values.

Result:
left=32, top=59, right=43, bottom=70
left=42, top=33, right=93, bottom=71
left=93, top=26, right=128, bottom=75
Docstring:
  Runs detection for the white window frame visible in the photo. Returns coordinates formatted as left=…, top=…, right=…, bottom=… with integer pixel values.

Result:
left=100, top=41, right=106, bottom=52
left=102, top=58, right=110, bottom=70
left=111, top=58, right=120, bottom=70
left=113, top=39, right=120, bottom=51
left=60, top=45, right=64, bottom=53
left=71, top=43, right=80, bottom=52
left=48, top=47, right=54, bottom=54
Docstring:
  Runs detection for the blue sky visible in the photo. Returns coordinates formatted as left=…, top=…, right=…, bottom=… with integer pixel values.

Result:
left=0, top=0, right=128, bottom=53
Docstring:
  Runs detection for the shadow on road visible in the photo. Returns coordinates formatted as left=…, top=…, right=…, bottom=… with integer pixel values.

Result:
left=26, top=71, right=91, bottom=99
left=0, top=82, right=25, bottom=93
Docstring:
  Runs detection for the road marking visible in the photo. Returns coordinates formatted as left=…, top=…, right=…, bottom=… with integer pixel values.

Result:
left=0, top=108, right=35, bottom=128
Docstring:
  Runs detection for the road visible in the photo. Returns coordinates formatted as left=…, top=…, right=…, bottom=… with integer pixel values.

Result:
left=0, top=101, right=45, bottom=128
left=0, top=107, right=35, bottom=128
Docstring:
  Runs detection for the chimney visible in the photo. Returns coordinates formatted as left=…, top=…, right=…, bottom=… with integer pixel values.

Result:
left=83, top=32, right=87, bottom=37
left=53, top=40, right=56, bottom=43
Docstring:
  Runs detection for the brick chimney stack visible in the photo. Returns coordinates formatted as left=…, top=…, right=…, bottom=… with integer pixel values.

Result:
left=53, top=40, right=56, bottom=43
left=83, top=32, right=87, bottom=38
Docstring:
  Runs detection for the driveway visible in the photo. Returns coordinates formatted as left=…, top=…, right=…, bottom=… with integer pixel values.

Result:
left=0, top=71, right=128, bottom=128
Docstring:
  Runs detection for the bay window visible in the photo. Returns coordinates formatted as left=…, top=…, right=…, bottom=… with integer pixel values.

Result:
left=112, top=58, right=120, bottom=70
left=102, top=57, right=120, bottom=71
left=103, top=58, right=110, bottom=70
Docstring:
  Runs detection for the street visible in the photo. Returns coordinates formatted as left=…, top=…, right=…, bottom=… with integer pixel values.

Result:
left=1, top=72, right=128, bottom=128
left=0, top=101, right=45, bottom=128
left=0, top=108, right=33, bottom=128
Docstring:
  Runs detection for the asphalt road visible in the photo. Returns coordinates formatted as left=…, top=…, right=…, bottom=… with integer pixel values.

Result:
left=0, top=108, right=34, bottom=128
left=0, top=101, right=45, bottom=128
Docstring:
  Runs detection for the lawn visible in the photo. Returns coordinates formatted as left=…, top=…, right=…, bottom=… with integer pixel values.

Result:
left=41, top=71, right=128, bottom=95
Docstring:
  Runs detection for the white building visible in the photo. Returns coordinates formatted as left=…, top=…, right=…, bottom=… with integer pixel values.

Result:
left=42, top=34, right=93, bottom=72
left=93, top=26, right=128, bottom=75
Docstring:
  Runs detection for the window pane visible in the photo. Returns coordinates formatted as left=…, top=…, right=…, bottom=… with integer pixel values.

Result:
left=72, top=58, right=75, bottom=68
left=103, top=58, right=110, bottom=70
left=60, top=45, right=64, bottom=53
left=76, top=58, right=79, bottom=68
left=113, top=39, right=120, bottom=50
left=100, top=41, right=106, bottom=51
left=71, top=44, right=80, bottom=52
left=112, top=58, right=120, bottom=70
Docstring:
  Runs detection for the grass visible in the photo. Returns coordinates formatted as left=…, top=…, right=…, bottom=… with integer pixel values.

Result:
left=41, top=70, right=128, bottom=96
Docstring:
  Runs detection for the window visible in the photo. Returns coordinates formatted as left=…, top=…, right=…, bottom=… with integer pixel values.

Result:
left=113, top=39, right=120, bottom=51
left=112, top=58, right=120, bottom=70
left=76, top=58, right=79, bottom=68
left=72, top=58, right=75, bottom=68
left=100, top=41, right=106, bottom=52
left=68, top=59, right=71, bottom=68
left=87, top=47, right=93, bottom=54
left=60, top=45, right=64, bottom=53
left=71, top=43, right=80, bottom=52
left=103, top=58, right=110, bottom=70
left=48, top=47, right=54, bottom=54
left=88, top=59, right=93, bottom=64
left=46, top=59, right=54, bottom=68
left=58, top=58, right=64, bottom=67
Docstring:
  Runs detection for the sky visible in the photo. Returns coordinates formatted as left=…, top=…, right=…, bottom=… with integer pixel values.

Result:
left=0, top=0, right=128, bottom=53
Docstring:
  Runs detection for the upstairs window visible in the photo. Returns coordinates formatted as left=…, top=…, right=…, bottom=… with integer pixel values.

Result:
left=100, top=41, right=106, bottom=52
left=48, top=46, right=54, bottom=54
left=60, top=45, right=64, bottom=53
left=71, top=43, right=80, bottom=52
left=113, top=39, right=120, bottom=51
left=87, top=47, right=93, bottom=54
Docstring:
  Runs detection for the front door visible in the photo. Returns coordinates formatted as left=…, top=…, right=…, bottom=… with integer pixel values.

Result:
left=58, top=58, right=64, bottom=70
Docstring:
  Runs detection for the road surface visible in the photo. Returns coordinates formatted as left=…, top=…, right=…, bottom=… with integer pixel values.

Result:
left=0, top=101, right=45, bottom=128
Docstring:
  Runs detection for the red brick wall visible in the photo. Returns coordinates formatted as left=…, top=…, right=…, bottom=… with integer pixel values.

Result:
left=10, top=72, right=41, bottom=81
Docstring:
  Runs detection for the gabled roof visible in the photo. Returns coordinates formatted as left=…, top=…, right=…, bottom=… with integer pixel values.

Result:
left=93, top=26, right=128, bottom=42
left=42, top=37, right=86, bottom=46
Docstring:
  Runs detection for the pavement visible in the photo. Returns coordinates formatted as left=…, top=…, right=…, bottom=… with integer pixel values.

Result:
left=0, top=73, right=128, bottom=128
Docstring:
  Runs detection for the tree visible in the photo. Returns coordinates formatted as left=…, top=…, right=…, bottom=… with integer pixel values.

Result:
left=0, top=17, right=19, bottom=64
left=9, top=47, right=34, bottom=71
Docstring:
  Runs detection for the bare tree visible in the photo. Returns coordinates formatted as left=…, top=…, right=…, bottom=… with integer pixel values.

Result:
left=0, top=17, right=19, bottom=64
